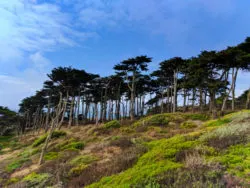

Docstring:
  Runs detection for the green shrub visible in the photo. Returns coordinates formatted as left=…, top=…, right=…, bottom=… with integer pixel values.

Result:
left=44, top=152, right=59, bottom=161
left=69, top=164, right=88, bottom=177
left=6, top=157, right=30, bottom=172
left=104, top=120, right=121, bottom=129
left=6, top=177, right=20, bottom=185
left=62, top=141, right=85, bottom=150
left=88, top=135, right=198, bottom=187
left=120, top=127, right=135, bottom=133
left=22, top=172, right=51, bottom=187
left=180, top=121, right=197, bottom=129
left=186, top=114, right=209, bottom=121
left=32, top=131, right=66, bottom=147
left=206, top=118, right=232, bottom=127
left=200, top=122, right=249, bottom=149
left=216, top=143, right=250, bottom=180
left=70, top=155, right=98, bottom=166
left=69, top=155, right=98, bottom=177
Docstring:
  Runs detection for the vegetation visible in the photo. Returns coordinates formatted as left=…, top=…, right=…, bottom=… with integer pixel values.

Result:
left=1, top=34, right=250, bottom=187
left=22, top=172, right=51, bottom=187
left=103, top=120, right=121, bottom=129
left=32, top=131, right=66, bottom=147
left=0, top=110, right=250, bottom=187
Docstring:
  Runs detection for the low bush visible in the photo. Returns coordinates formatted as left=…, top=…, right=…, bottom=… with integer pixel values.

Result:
left=22, top=172, right=51, bottom=188
left=156, top=168, right=224, bottom=188
left=215, top=143, right=250, bottom=183
left=109, top=137, right=133, bottom=149
left=6, top=157, right=30, bottom=172
left=69, top=164, right=88, bottom=177
left=5, top=177, right=20, bottom=185
left=32, top=131, right=66, bottom=147
left=44, top=152, right=59, bottom=161
left=206, top=118, right=232, bottom=127
left=69, top=145, right=147, bottom=187
left=120, top=127, right=135, bottom=133
left=88, top=135, right=198, bottom=187
left=186, top=114, right=209, bottom=121
left=200, top=122, right=249, bottom=149
left=180, top=121, right=197, bottom=129
left=61, top=141, right=85, bottom=150
left=70, top=155, right=98, bottom=166
left=104, top=120, right=121, bottom=129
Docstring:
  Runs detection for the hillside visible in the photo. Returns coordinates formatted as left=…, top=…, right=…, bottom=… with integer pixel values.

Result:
left=0, top=111, right=250, bottom=187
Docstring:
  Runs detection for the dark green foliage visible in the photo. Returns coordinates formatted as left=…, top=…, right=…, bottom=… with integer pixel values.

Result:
left=186, top=114, right=209, bottom=121
left=156, top=168, right=225, bottom=188
left=104, top=120, right=121, bottom=129
left=6, top=157, right=30, bottom=172
left=44, top=152, right=59, bottom=161
left=32, top=131, right=66, bottom=147
left=0, top=106, right=18, bottom=136
left=62, top=141, right=85, bottom=150
left=22, top=172, right=51, bottom=188
left=180, top=121, right=197, bottom=129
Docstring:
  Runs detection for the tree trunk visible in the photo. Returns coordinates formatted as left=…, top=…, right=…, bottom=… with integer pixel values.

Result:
left=183, top=89, right=187, bottom=112
left=221, top=69, right=235, bottom=113
left=39, top=93, right=63, bottom=165
left=95, top=103, right=98, bottom=125
left=76, top=92, right=81, bottom=126
left=246, top=90, right=250, bottom=109
left=173, top=71, right=178, bottom=113
left=45, top=94, right=51, bottom=132
left=232, top=68, right=238, bottom=111
left=210, top=91, right=217, bottom=119
left=68, top=96, right=75, bottom=128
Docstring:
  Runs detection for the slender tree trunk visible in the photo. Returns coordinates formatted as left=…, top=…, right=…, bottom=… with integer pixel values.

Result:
left=183, top=89, right=187, bottom=112
left=39, top=93, right=63, bottom=165
left=58, top=91, right=68, bottom=130
left=173, top=71, right=178, bottom=113
left=210, top=91, right=217, bottom=119
left=199, top=88, right=203, bottom=112
left=76, top=92, right=81, bottom=126
left=45, top=94, right=51, bottom=132
left=192, top=89, right=195, bottom=113
left=246, top=90, right=250, bottom=109
left=68, top=96, right=75, bottom=128
left=232, top=68, right=238, bottom=111
left=95, top=103, right=98, bottom=125
left=161, top=91, right=164, bottom=114
left=221, top=69, right=235, bottom=113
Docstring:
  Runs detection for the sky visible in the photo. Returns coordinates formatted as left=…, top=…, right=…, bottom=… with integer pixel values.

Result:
left=0, top=0, right=250, bottom=110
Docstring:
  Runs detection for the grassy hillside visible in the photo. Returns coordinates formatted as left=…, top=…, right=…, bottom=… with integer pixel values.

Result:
left=0, top=111, right=250, bottom=187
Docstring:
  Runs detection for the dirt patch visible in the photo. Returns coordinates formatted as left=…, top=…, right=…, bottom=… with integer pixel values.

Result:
left=0, top=149, right=22, bottom=162
left=10, top=164, right=39, bottom=178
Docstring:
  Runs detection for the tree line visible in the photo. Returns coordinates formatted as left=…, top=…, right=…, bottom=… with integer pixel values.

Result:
left=18, top=37, right=250, bottom=134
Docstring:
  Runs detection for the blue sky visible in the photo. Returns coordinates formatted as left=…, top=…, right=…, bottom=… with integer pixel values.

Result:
left=0, top=0, right=250, bottom=110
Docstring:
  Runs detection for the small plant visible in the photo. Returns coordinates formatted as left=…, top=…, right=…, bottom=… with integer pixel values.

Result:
left=186, top=114, right=209, bottom=121
left=6, top=177, right=20, bottom=185
left=22, top=172, right=51, bottom=187
left=32, top=131, right=66, bottom=147
left=104, top=120, right=121, bottom=129
left=6, top=157, right=30, bottom=172
left=70, top=155, right=98, bottom=166
left=69, top=155, right=98, bottom=177
left=61, top=141, right=85, bottom=150
left=44, top=152, right=59, bottom=161
left=147, top=114, right=169, bottom=126
left=69, top=164, right=88, bottom=177
left=180, top=121, right=197, bottom=129
left=120, top=127, right=135, bottom=133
